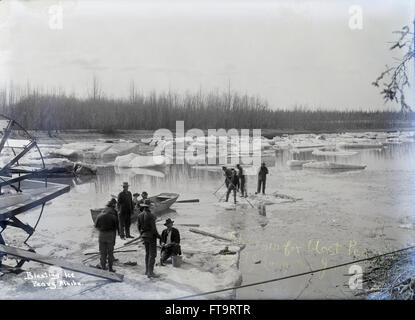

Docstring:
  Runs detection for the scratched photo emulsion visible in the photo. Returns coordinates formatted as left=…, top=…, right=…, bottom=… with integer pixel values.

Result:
left=0, top=0, right=415, bottom=303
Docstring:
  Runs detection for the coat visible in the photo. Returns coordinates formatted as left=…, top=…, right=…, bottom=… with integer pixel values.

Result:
left=258, top=166, right=269, bottom=180
left=161, top=227, right=182, bottom=255
left=117, top=190, right=134, bottom=216
left=161, top=227, right=180, bottom=245
left=95, top=206, right=118, bottom=242
left=137, top=210, right=161, bottom=239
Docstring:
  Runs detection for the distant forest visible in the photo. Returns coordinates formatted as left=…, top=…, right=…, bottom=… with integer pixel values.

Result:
left=1, top=86, right=413, bottom=132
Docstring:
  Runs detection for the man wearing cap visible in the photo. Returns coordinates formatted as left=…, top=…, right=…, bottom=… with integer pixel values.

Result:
left=117, top=182, right=134, bottom=239
left=236, top=164, right=246, bottom=197
left=225, top=169, right=239, bottom=204
left=222, top=166, right=232, bottom=188
left=132, top=193, right=140, bottom=209
left=256, top=162, right=269, bottom=195
left=137, top=191, right=152, bottom=212
left=95, top=198, right=118, bottom=272
left=160, top=218, right=181, bottom=266
left=137, top=199, right=162, bottom=278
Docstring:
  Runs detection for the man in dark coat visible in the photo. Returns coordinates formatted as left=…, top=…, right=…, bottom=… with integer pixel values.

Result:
left=160, top=218, right=181, bottom=266
left=117, top=182, right=134, bottom=239
left=236, top=164, right=246, bottom=197
left=222, top=166, right=232, bottom=188
left=137, top=200, right=161, bottom=278
left=225, top=169, right=239, bottom=204
left=256, top=162, right=269, bottom=195
left=95, top=198, right=118, bottom=272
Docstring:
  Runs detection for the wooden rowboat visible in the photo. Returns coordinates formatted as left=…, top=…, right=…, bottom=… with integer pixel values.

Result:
left=90, top=193, right=179, bottom=224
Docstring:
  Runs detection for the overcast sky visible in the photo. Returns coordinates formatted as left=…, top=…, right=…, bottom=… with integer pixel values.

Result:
left=0, top=0, right=414, bottom=110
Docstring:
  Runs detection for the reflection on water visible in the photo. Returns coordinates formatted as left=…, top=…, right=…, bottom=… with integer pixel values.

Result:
left=54, top=142, right=415, bottom=209
left=258, top=204, right=267, bottom=216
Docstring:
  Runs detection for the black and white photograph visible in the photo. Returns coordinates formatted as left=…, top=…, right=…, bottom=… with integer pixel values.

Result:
left=0, top=0, right=415, bottom=305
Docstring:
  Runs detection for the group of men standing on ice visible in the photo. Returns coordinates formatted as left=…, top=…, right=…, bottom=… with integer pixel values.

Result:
left=222, top=162, right=269, bottom=204
left=94, top=182, right=181, bottom=278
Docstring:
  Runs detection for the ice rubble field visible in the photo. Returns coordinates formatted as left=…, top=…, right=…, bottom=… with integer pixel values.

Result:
left=0, top=223, right=243, bottom=299
left=1, top=130, right=415, bottom=299
left=2, top=130, right=413, bottom=170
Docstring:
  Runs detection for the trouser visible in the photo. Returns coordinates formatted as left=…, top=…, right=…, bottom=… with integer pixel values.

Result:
left=160, top=244, right=181, bottom=263
left=119, top=213, right=131, bottom=237
left=240, top=177, right=246, bottom=196
left=143, top=236, right=157, bottom=275
left=225, top=179, right=229, bottom=189
left=99, top=238, right=115, bottom=270
left=226, top=185, right=237, bottom=203
left=257, top=177, right=266, bottom=194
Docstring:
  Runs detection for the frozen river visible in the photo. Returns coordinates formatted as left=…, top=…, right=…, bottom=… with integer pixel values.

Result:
left=3, top=132, right=415, bottom=299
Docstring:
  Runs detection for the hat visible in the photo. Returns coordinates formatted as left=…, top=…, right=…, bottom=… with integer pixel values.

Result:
left=164, top=218, right=174, bottom=226
left=107, top=198, right=116, bottom=207
left=141, top=199, right=152, bottom=208
left=122, top=182, right=129, bottom=187
left=133, top=193, right=140, bottom=197
left=141, top=191, right=148, bottom=196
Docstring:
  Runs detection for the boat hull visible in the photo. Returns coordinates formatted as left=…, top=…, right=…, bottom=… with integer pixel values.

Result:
left=90, top=193, right=179, bottom=224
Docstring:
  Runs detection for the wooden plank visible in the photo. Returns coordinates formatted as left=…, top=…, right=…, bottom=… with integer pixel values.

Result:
left=8, top=166, right=37, bottom=173
left=0, top=244, right=123, bottom=282
left=0, top=141, right=36, bottom=174
left=189, top=228, right=233, bottom=242
left=0, top=173, right=37, bottom=188
left=0, top=182, right=70, bottom=221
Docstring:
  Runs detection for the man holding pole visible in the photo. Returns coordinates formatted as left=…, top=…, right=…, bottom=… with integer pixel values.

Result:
left=225, top=169, right=239, bottom=204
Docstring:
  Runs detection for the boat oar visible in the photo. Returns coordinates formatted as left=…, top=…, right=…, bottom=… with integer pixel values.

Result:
left=176, top=199, right=199, bottom=203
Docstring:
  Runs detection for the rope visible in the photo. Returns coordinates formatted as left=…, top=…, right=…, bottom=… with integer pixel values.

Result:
left=174, top=244, right=415, bottom=300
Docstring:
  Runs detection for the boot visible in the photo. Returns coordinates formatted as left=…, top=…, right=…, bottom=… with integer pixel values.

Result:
left=147, top=272, right=160, bottom=278
left=96, top=263, right=107, bottom=270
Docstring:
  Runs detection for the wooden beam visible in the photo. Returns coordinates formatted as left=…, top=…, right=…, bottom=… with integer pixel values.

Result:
left=0, top=244, right=124, bottom=282
left=3, top=217, right=35, bottom=235
left=0, top=182, right=70, bottom=221
left=189, top=228, right=233, bottom=242
left=0, top=173, right=37, bottom=188
left=0, top=141, right=37, bottom=175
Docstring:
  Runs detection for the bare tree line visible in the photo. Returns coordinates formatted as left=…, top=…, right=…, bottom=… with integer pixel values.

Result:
left=0, top=84, right=413, bottom=132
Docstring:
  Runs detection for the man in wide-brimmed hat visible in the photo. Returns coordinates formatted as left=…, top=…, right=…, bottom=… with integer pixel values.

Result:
left=137, top=199, right=161, bottom=278
left=117, top=182, right=134, bottom=239
left=160, top=218, right=181, bottom=266
left=95, top=198, right=118, bottom=272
